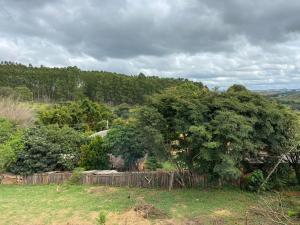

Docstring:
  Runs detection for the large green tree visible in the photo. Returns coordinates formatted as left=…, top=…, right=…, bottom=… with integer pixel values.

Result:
left=140, top=83, right=298, bottom=180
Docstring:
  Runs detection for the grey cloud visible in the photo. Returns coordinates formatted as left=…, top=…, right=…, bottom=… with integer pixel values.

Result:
left=0, top=0, right=300, bottom=89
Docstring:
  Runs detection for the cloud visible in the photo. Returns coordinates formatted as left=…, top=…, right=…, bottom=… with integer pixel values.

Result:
left=0, top=0, right=300, bottom=89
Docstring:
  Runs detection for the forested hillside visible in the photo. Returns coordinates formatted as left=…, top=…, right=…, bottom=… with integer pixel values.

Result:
left=0, top=62, right=202, bottom=105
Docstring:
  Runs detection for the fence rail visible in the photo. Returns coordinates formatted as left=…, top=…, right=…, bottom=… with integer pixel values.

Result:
left=1, top=171, right=239, bottom=189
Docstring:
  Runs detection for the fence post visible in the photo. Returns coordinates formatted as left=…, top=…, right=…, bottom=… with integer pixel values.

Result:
left=168, top=172, right=174, bottom=191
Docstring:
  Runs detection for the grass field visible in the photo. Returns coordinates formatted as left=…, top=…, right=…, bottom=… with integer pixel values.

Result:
left=0, top=185, right=298, bottom=225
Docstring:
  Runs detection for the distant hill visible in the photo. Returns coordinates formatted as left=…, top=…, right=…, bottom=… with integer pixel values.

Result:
left=259, top=89, right=300, bottom=111
left=0, top=62, right=203, bottom=105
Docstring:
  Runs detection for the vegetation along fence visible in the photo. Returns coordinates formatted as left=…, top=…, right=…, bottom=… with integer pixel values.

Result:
left=1, top=171, right=240, bottom=190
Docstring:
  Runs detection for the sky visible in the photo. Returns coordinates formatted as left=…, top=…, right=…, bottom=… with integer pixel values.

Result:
left=0, top=0, right=300, bottom=90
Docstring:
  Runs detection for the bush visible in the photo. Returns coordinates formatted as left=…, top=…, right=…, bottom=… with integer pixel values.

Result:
left=10, top=125, right=87, bottom=175
left=79, top=137, right=109, bottom=170
left=14, top=86, right=33, bottom=101
left=0, top=86, right=33, bottom=101
left=0, top=87, right=15, bottom=98
left=0, top=118, right=16, bottom=144
left=145, top=155, right=162, bottom=171
left=0, top=131, right=24, bottom=172
left=67, top=167, right=85, bottom=185
left=245, top=169, right=265, bottom=192
left=96, top=211, right=107, bottom=225
left=102, top=125, right=163, bottom=170
left=268, top=164, right=295, bottom=190
left=38, top=99, right=114, bottom=132
left=0, top=118, right=24, bottom=172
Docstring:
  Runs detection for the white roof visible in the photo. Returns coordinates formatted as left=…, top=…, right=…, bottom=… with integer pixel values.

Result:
left=90, top=129, right=109, bottom=138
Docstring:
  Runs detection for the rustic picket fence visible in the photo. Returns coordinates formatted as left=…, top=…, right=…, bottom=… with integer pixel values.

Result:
left=2, top=171, right=239, bottom=189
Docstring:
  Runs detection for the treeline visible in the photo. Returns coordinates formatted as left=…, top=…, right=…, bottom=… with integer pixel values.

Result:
left=1, top=84, right=299, bottom=190
left=0, top=62, right=202, bottom=105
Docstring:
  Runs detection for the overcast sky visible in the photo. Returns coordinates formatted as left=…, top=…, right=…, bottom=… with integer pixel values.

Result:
left=1, top=0, right=300, bottom=89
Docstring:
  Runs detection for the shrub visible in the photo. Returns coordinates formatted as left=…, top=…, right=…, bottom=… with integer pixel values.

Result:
left=0, top=87, right=15, bottom=98
left=268, top=164, right=294, bottom=190
left=0, top=118, right=24, bottom=172
left=79, top=137, right=110, bottom=170
left=0, top=118, right=16, bottom=144
left=145, top=155, right=162, bottom=171
left=67, top=167, right=85, bottom=185
left=0, top=131, right=24, bottom=172
left=0, top=86, right=33, bottom=101
left=96, top=211, right=106, bottom=225
left=245, top=169, right=265, bottom=192
left=14, top=86, right=33, bottom=101
left=102, top=125, right=163, bottom=170
left=10, top=125, right=87, bottom=175
left=38, top=99, right=114, bottom=132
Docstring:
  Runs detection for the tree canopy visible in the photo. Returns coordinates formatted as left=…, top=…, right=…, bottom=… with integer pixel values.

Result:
left=0, top=62, right=202, bottom=105
left=134, top=83, right=299, bottom=180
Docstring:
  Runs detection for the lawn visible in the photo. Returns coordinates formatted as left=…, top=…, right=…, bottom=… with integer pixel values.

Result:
left=0, top=185, right=298, bottom=225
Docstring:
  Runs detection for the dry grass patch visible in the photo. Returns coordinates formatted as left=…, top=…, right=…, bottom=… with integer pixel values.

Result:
left=134, top=202, right=168, bottom=219
left=86, top=186, right=117, bottom=194
left=212, top=209, right=232, bottom=217
left=0, top=97, right=35, bottom=127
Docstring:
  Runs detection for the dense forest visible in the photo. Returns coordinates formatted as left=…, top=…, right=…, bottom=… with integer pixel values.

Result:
left=0, top=62, right=202, bottom=105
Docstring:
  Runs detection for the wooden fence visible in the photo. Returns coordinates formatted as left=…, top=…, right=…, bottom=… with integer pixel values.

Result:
left=22, top=171, right=209, bottom=189
left=2, top=171, right=239, bottom=189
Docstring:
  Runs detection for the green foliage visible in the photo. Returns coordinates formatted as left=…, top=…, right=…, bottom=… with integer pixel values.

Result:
left=67, top=167, right=85, bottom=185
left=141, top=83, right=298, bottom=181
left=96, top=211, right=107, bottom=225
left=79, top=137, right=109, bottom=170
left=0, top=86, right=33, bottom=101
left=114, top=103, right=131, bottom=119
left=0, top=118, right=16, bottom=144
left=14, top=86, right=33, bottom=101
left=245, top=170, right=265, bottom=192
left=0, top=62, right=200, bottom=105
left=0, top=126, right=24, bottom=172
left=103, top=124, right=164, bottom=170
left=10, top=125, right=87, bottom=175
left=145, top=155, right=163, bottom=171
left=0, top=87, right=15, bottom=98
left=227, top=84, right=248, bottom=93
left=38, top=99, right=114, bottom=131
left=0, top=118, right=24, bottom=172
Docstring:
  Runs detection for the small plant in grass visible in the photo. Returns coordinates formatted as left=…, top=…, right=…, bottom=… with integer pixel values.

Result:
left=96, top=211, right=107, bottom=225
left=67, top=167, right=85, bottom=185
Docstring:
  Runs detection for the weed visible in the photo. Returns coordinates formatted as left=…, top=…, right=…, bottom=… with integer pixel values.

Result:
left=96, top=211, right=107, bottom=225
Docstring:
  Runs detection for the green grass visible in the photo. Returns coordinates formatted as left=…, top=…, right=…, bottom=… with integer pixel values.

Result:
left=0, top=184, right=297, bottom=225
